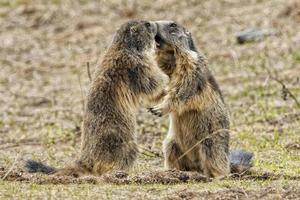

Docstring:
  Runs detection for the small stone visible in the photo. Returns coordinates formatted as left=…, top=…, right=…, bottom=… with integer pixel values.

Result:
left=236, top=28, right=275, bottom=44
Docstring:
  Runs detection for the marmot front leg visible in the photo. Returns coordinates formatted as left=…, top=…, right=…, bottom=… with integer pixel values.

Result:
left=148, top=94, right=171, bottom=117
left=150, top=52, right=203, bottom=117
left=146, top=89, right=167, bottom=105
left=149, top=73, right=196, bottom=117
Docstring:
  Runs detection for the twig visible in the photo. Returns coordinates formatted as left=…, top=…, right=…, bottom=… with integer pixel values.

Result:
left=1, top=153, right=20, bottom=180
left=229, top=167, right=252, bottom=178
left=0, top=142, right=40, bottom=150
left=86, top=62, right=92, bottom=82
left=263, top=60, right=300, bottom=108
left=270, top=75, right=300, bottom=108
left=140, top=151, right=158, bottom=158
left=77, top=74, right=85, bottom=113
left=138, top=145, right=162, bottom=158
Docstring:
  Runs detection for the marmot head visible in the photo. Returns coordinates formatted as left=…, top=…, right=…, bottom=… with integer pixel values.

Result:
left=112, top=20, right=157, bottom=52
left=154, top=21, right=197, bottom=76
left=155, top=21, right=197, bottom=52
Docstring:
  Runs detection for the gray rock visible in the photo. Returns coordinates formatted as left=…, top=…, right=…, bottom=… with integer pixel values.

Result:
left=236, top=28, right=275, bottom=44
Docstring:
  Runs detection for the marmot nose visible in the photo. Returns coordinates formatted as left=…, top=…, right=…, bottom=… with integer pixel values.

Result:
left=149, top=21, right=157, bottom=35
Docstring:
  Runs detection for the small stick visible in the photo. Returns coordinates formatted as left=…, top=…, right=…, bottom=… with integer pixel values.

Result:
left=138, top=146, right=162, bottom=158
left=1, top=153, right=20, bottom=180
left=264, top=66, right=300, bottom=108
left=77, top=74, right=85, bottom=113
left=86, top=62, right=92, bottom=82
left=270, top=76, right=300, bottom=108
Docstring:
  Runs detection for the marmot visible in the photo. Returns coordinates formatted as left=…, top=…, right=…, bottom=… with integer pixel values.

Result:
left=150, top=21, right=253, bottom=177
left=25, top=20, right=169, bottom=176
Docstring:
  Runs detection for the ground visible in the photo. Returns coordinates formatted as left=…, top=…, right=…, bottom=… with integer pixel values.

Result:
left=0, top=0, right=299, bottom=199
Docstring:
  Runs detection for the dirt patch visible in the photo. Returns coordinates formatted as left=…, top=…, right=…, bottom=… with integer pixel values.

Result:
left=103, top=169, right=211, bottom=185
left=166, top=189, right=197, bottom=200
left=0, top=168, right=211, bottom=185
left=167, top=186, right=300, bottom=200
left=279, top=0, right=300, bottom=22
left=1, top=167, right=299, bottom=185
left=0, top=167, right=99, bottom=184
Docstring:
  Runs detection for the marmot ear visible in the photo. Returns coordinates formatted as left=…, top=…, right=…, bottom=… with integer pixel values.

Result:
left=187, top=32, right=198, bottom=52
left=185, top=30, right=191, bottom=37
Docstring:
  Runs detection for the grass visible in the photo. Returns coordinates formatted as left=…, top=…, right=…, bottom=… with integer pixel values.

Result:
left=0, top=179, right=295, bottom=199
left=0, top=0, right=300, bottom=199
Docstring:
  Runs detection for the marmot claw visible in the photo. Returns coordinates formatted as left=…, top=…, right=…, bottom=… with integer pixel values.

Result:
left=148, top=107, right=163, bottom=117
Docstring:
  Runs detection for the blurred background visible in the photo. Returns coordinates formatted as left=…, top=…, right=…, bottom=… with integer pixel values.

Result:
left=0, top=0, right=299, bottom=198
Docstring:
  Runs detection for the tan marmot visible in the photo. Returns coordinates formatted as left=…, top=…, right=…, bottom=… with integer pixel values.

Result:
left=25, top=20, right=169, bottom=176
left=150, top=21, right=253, bottom=177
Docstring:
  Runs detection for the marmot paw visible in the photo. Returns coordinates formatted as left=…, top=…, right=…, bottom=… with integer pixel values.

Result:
left=147, top=107, right=163, bottom=117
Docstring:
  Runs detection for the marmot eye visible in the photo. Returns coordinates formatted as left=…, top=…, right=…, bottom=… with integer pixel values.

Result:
left=169, top=23, right=177, bottom=28
left=145, top=22, right=151, bottom=28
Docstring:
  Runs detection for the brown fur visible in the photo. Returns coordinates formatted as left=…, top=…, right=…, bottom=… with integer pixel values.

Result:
left=25, top=20, right=168, bottom=177
left=70, top=21, right=169, bottom=176
left=152, top=21, right=230, bottom=178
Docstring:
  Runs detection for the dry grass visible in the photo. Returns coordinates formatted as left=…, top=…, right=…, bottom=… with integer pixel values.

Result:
left=0, top=0, right=299, bottom=199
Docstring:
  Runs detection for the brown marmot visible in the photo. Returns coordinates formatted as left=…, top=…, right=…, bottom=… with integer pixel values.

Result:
left=25, top=20, right=169, bottom=176
left=150, top=21, right=253, bottom=177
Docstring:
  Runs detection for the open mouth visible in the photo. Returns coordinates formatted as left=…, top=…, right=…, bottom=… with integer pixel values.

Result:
left=155, top=34, right=164, bottom=48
